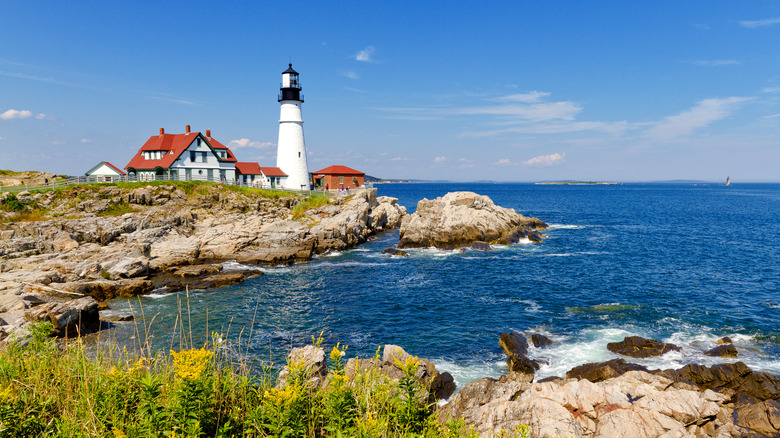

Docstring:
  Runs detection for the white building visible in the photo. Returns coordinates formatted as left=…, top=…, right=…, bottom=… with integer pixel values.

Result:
left=84, top=161, right=126, bottom=182
left=275, top=64, right=310, bottom=191
left=125, top=126, right=237, bottom=182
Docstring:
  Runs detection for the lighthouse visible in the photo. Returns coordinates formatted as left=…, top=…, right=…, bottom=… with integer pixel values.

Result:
left=276, top=63, right=310, bottom=190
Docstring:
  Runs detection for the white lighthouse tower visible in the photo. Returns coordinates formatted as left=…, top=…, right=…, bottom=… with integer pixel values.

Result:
left=276, top=63, right=310, bottom=190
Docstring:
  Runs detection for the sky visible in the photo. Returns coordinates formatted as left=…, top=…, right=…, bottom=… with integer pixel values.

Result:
left=1, top=1, right=779, bottom=182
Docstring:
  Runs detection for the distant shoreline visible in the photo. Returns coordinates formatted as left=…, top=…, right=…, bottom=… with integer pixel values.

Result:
left=534, top=181, right=622, bottom=185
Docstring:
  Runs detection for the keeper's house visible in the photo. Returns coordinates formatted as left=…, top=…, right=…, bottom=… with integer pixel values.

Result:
left=125, top=126, right=237, bottom=182
left=312, top=165, right=365, bottom=190
left=84, top=161, right=126, bottom=182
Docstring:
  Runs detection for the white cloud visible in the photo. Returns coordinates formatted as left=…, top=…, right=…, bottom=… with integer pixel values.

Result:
left=494, top=158, right=512, bottom=166
left=450, top=100, right=582, bottom=121
left=761, top=86, right=780, bottom=94
left=81, top=138, right=93, bottom=144
left=764, top=113, right=780, bottom=118
left=494, top=91, right=550, bottom=103
left=433, top=156, right=448, bottom=163
left=1, top=109, right=33, bottom=120
left=390, top=157, right=412, bottom=162
left=524, top=153, right=565, bottom=166
left=355, top=46, right=375, bottom=62
left=343, top=71, right=358, bottom=79
left=644, top=97, right=750, bottom=141
left=51, top=140, right=66, bottom=145
left=739, top=16, right=780, bottom=28
left=35, top=113, right=46, bottom=119
left=688, top=60, right=740, bottom=66
left=0, top=136, right=6, bottom=140
left=228, top=138, right=274, bottom=149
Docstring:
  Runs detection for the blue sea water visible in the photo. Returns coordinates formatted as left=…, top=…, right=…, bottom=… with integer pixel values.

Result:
left=106, top=183, right=780, bottom=388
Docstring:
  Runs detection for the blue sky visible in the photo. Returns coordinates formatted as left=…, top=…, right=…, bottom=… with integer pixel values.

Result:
left=1, top=1, right=779, bottom=182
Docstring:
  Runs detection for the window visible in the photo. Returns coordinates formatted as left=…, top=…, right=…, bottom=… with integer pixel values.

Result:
left=339, top=176, right=344, bottom=184
left=298, top=152, right=301, bottom=158
left=190, top=151, right=196, bottom=162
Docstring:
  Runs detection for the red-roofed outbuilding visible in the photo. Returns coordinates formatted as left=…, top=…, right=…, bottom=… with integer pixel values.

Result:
left=311, top=165, right=365, bottom=190
left=235, top=163, right=288, bottom=188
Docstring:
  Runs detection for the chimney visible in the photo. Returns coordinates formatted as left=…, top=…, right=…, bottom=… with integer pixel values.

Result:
left=185, top=125, right=191, bottom=134
left=206, top=129, right=211, bottom=138
left=159, top=127, right=164, bottom=136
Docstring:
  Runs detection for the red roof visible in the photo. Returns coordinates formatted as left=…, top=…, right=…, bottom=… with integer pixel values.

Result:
left=259, top=166, right=287, bottom=177
left=235, top=162, right=262, bottom=175
left=312, top=165, right=364, bottom=176
left=125, top=131, right=237, bottom=170
left=102, top=161, right=126, bottom=175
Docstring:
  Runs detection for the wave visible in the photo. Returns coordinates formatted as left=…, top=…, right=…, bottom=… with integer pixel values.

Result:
left=546, top=224, right=586, bottom=230
left=221, top=260, right=262, bottom=271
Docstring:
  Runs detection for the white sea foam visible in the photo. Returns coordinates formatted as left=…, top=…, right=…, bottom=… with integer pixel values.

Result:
left=221, top=260, right=261, bottom=271
left=547, top=224, right=586, bottom=230
left=433, top=358, right=506, bottom=391
left=761, top=302, right=780, bottom=309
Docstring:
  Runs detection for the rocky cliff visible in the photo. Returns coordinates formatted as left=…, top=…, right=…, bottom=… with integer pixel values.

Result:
left=0, top=183, right=405, bottom=343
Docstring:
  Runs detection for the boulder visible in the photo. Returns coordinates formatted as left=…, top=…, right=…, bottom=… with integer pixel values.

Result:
left=716, top=336, right=733, bottom=344
left=566, top=358, right=649, bottom=383
left=276, top=345, right=328, bottom=389
left=470, top=241, right=493, bottom=251
left=382, top=344, right=456, bottom=402
left=704, top=344, right=738, bottom=358
left=606, top=335, right=681, bottom=358
left=398, top=192, right=547, bottom=249
left=530, top=333, right=553, bottom=348
left=656, top=362, right=780, bottom=403
left=381, top=248, right=410, bottom=257
left=499, top=332, right=529, bottom=357
left=24, top=296, right=99, bottom=337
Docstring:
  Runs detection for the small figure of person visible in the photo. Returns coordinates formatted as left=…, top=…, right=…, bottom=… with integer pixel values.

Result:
left=325, top=183, right=329, bottom=191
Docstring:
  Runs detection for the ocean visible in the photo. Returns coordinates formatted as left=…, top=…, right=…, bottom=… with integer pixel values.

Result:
left=105, top=183, right=780, bottom=388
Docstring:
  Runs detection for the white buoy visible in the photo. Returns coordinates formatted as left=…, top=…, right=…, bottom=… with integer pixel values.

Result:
left=276, top=63, right=310, bottom=191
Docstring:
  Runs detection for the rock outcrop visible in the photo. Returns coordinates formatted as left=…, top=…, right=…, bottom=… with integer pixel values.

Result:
left=398, top=192, right=546, bottom=249
left=439, top=368, right=772, bottom=437
left=606, top=335, right=681, bottom=358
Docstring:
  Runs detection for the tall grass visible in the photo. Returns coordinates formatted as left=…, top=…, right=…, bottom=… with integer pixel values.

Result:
left=291, top=195, right=331, bottom=220
left=0, top=318, right=498, bottom=437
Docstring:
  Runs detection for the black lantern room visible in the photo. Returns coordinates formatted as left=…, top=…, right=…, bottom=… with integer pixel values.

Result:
left=278, top=63, right=303, bottom=102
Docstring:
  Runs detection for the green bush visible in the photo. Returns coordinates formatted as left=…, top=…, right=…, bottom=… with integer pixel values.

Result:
left=1, top=194, right=25, bottom=212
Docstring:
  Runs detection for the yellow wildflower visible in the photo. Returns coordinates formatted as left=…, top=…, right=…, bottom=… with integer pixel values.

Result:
left=112, top=428, right=127, bottom=438
left=129, top=357, right=148, bottom=375
left=0, top=384, right=13, bottom=400
left=107, top=366, right=125, bottom=379
left=329, top=343, right=346, bottom=363
left=170, top=347, right=213, bottom=381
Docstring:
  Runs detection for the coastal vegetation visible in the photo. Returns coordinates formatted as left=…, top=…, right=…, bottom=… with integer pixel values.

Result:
left=0, top=322, right=535, bottom=438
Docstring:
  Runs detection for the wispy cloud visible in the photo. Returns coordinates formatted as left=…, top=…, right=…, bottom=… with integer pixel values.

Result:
left=494, top=158, right=512, bottom=166
left=1, top=109, right=33, bottom=120
left=764, top=113, right=780, bottom=118
left=343, top=71, right=359, bottom=79
left=494, top=91, right=550, bottom=103
left=80, top=138, right=93, bottom=144
left=524, top=153, right=565, bottom=166
left=644, top=97, right=750, bottom=141
left=228, top=138, right=274, bottom=149
left=148, top=93, right=199, bottom=106
left=761, top=86, right=780, bottom=94
left=739, top=16, right=780, bottom=28
left=355, top=46, right=375, bottom=62
left=344, top=86, right=366, bottom=93
left=433, top=156, right=448, bottom=163
left=687, top=60, right=741, bottom=66
left=51, top=140, right=66, bottom=145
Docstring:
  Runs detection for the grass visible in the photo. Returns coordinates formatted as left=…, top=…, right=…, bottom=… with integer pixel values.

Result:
left=0, top=320, right=535, bottom=438
left=291, top=195, right=331, bottom=220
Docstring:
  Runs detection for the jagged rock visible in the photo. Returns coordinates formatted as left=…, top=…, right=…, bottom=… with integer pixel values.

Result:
left=499, top=332, right=529, bottom=357
left=607, top=335, right=681, bottom=358
left=381, top=344, right=456, bottom=402
left=24, top=296, right=99, bottom=337
left=276, top=345, right=328, bottom=389
left=733, top=397, right=780, bottom=437
left=566, top=358, right=649, bottom=383
left=381, top=248, right=409, bottom=257
left=470, top=241, right=493, bottom=251
left=704, top=343, right=738, bottom=358
left=656, top=361, right=780, bottom=403
left=398, top=192, right=547, bottom=249
left=717, top=336, right=733, bottom=344
left=530, top=333, right=553, bottom=348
